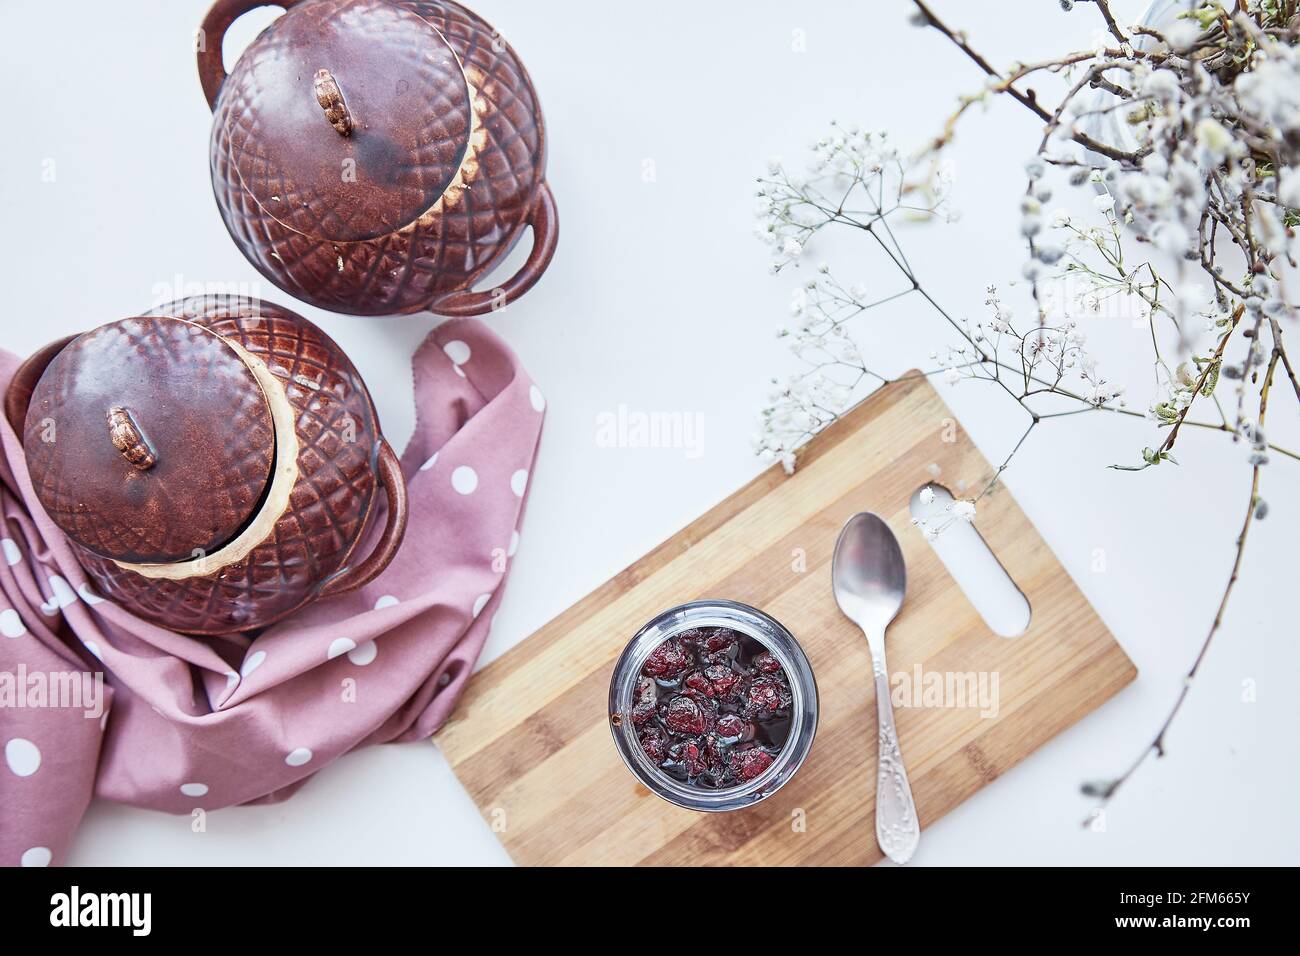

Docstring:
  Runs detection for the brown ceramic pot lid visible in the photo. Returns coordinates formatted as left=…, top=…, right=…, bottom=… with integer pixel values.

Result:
left=23, top=317, right=275, bottom=565
left=219, top=0, right=473, bottom=243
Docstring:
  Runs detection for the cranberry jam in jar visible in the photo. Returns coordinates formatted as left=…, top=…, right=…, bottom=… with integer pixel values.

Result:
left=609, top=600, right=818, bottom=812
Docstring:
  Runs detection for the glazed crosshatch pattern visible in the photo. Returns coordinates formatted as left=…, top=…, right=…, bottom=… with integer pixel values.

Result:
left=66, top=297, right=387, bottom=634
left=206, top=0, right=554, bottom=317
left=436, top=375, right=1137, bottom=866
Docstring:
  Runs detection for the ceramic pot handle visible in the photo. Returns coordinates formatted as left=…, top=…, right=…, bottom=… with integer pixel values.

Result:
left=4, top=335, right=76, bottom=435
left=319, top=439, right=409, bottom=597
left=197, top=0, right=303, bottom=109
left=433, top=182, right=559, bottom=317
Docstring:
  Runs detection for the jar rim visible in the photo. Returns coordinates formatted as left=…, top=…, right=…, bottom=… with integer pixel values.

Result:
left=608, top=600, right=819, bottom=813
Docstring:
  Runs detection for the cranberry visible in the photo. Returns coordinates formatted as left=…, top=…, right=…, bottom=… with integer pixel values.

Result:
left=642, top=637, right=692, bottom=680
left=698, top=733, right=728, bottom=781
left=729, top=748, right=774, bottom=781
left=703, top=663, right=740, bottom=696
left=639, top=726, right=667, bottom=762
left=632, top=677, right=657, bottom=725
left=663, top=694, right=708, bottom=735
left=701, top=629, right=738, bottom=663
left=675, top=628, right=707, bottom=650
left=744, top=676, right=792, bottom=717
left=683, top=671, right=714, bottom=697
left=668, top=738, right=708, bottom=778
left=715, top=714, right=747, bottom=739
left=753, top=651, right=782, bottom=674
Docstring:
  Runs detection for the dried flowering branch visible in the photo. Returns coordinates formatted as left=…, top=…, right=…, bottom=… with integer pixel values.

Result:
left=755, top=0, right=1300, bottom=816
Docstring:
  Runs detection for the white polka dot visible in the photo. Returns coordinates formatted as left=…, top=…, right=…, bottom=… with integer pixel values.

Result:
left=2, top=538, right=21, bottom=566
left=77, top=584, right=106, bottom=605
left=419, top=452, right=439, bottom=472
left=49, top=575, right=77, bottom=608
left=241, top=650, right=266, bottom=677
left=285, top=747, right=313, bottom=767
left=374, top=594, right=399, bottom=610
left=510, top=469, right=528, bottom=497
left=20, top=846, right=51, bottom=867
left=82, top=640, right=102, bottom=662
left=507, top=530, right=520, bottom=557
left=347, top=640, right=377, bottom=665
left=529, top=384, right=546, bottom=412
left=327, top=637, right=356, bottom=660
left=5, top=738, right=41, bottom=777
left=472, top=593, right=491, bottom=618
left=180, top=782, right=208, bottom=798
left=451, top=465, right=478, bottom=495
left=443, top=340, right=471, bottom=365
left=1, top=608, right=25, bottom=638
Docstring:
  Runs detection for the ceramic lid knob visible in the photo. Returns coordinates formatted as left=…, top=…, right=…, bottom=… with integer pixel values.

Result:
left=23, top=316, right=276, bottom=565
left=107, top=406, right=158, bottom=470
left=215, top=0, right=474, bottom=243
left=313, top=69, right=354, bottom=137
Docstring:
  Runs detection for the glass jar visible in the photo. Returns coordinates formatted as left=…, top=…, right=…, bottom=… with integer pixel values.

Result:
left=607, top=600, right=819, bottom=812
left=1081, top=0, right=1182, bottom=168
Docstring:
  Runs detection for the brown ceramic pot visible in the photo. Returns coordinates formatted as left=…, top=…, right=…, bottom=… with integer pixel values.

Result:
left=5, top=295, right=408, bottom=634
left=198, top=0, right=557, bottom=317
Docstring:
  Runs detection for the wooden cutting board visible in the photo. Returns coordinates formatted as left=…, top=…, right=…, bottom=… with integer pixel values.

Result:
left=435, top=374, right=1137, bottom=865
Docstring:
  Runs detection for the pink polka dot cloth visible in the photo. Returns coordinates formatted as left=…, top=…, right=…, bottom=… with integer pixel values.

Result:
left=0, top=318, right=544, bottom=867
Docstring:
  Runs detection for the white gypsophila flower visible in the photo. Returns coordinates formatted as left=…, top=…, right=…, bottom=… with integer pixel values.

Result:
left=918, top=486, right=936, bottom=506
left=1087, top=381, right=1124, bottom=406
left=782, top=236, right=803, bottom=258
left=950, top=499, right=976, bottom=521
left=943, top=367, right=960, bottom=385
left=1093, top=193, right=1115, bottom=213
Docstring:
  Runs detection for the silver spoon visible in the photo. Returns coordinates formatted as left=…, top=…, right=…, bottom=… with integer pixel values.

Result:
left=832, top=512, right=920, bottom=864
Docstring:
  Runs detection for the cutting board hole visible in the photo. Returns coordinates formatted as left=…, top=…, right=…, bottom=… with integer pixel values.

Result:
left=909, top=484, right=1031, bottom=638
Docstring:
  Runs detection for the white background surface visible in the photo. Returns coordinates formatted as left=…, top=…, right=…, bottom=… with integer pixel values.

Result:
left=1, top=0, right=1295, bottom=866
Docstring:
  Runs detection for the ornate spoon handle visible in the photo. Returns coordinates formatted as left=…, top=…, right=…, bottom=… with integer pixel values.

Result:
left=868, top=633, right=920, bottom=864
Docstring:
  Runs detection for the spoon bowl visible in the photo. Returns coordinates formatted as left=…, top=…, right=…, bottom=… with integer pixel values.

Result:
left=832, top=512, right=908, bottom=632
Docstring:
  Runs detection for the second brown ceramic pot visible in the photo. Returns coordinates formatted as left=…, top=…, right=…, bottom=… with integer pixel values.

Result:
left=6, top=295, right=408, bottom=634
left=198, top=0, right=558, bottom=317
